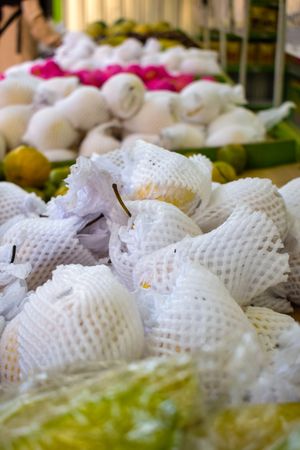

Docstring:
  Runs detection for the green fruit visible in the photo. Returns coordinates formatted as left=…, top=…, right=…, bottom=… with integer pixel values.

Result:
left=107, top=21, right=135, bottom=36
left=0, top=356, right=201, bottom=449
left=212, top=161, right=237, bottom=183
left=100, top=35, right=127, bottom=46
left=217, top=144, right=247, bottom=174
left=49, top=167, right=70, bottom=186
left=54, top=184, right=68, bottom=197
left=43, top=180, right=57, bottom=201
left=202, top=403, right=300, bottom=450
left=150, top=21, right=171, bottom=32
left=85, top=22, right=107, bottom=39
left=132, top=23, right=152, bottom=35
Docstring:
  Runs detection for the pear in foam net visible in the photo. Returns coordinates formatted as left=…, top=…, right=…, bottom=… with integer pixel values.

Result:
left=142, top=262, right=263, bottom=404
left=79, top=122, right=121, bottom=157
left=0, top=105, right=33, bottom=150
left=123, top=91, right=180, bottom=134
left=101, top=73, right=145, bottom=119
left=119, top=140, right=212, bottom=216
left=192, top=177, right=288, bottom=239
left=0, top=264, right=144, bottom=383
left=0, top=182, right=46, bottom=226
left=133, top=207, right=289, bottom=306
left=55, top=86, right=111, bottom=132
left=109, top=199, right=202, bottom=289
left=23, top=107, right=79, bottom=151
left=0, top=78, right=36, bottom=107
left=1, top=216, right=97, bottom=291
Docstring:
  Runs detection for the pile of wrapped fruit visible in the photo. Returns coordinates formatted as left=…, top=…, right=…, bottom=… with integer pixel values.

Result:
left=7, top=31, right=222, bottom=78
left=1, top=139, right=300, bottom=446
left=0, top=70, right=293, bottom=167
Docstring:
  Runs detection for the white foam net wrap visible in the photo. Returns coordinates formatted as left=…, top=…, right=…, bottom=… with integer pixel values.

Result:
left=192, top=178, right=288, bottom=238
left=250, top=325, right=300, bottom=403
left=48, top=157, right=117, bottom=221
left=1, top=217, right=97, bottom=291
left=281, top=216, right=300, bottom=304
left=133, top=207, right=290, bottom=306
left=15, top=264, right=144, bottom=379
left=0, top=315, right=21, bottom=384
left=0, top=244, right=31, bottom=323
left=143, top=263, right=263, bottom=404
left=245, top=306, right=296, bottom=353
left=279, top=177, right=300, bottom=219
left=250, top=288, right=293, bottom=314
left=109, top=200, right=202, bottom=289
left=120, top=140, right=212, bottom=215
left=0, top=182, right=46, bottom=226
left=55, top=87, right=111, bottom=131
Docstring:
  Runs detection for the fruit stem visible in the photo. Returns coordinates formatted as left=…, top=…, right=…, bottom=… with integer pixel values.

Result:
left=10, top=245, right=16, bottom=264
left=112, top=183, right=131, bottom=217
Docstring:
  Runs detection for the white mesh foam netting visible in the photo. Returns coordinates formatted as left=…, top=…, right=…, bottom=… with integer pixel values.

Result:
left=109, top=200, right=202, bottom=289
left=0, top=315, right=21, bottom=383
left=280, top=216, right=300, bottom=304
left=245, top=306, right=296, bottom=353
left=0, top=182, right=46, bottom=226
left=0, top=244, right=31, bottom=322
left=142, top=263, right=263, bottom=404
left=279, top=178, right=300, bottom=219
left=133, top=207, right=290, bottom=306
left=120, top=140, right=212, bottom=215
left=192, top=178, right=288, bottom=238
left=1, top=217, right=97, bottom=290
left=250, top=288, right=293, bottom=314
left=47, top=157, right=118, bottom=220
left=250, top=324, right=300, bottom=403
left=0, top=264, right=144, bottom=382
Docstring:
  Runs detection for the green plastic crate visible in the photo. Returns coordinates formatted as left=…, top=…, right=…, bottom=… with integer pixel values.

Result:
left=176, top=121, right=300, bottom=169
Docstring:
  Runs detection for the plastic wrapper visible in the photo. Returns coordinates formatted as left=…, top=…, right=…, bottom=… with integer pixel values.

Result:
left=0, top=355, right=201, bottom=449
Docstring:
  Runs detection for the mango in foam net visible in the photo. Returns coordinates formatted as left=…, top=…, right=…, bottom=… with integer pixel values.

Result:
left=135, top=183, right=196, bottom=211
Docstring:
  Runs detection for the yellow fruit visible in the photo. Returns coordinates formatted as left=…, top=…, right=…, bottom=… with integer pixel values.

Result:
left=3, top=146, right=51, bottom=188
left=54, top=185, right=68, bottom=197
left=136, top=183, right=195, bottom=210
left=212, top=161, right=237, bottom=184
left=132, top=23, right=152, bottom=34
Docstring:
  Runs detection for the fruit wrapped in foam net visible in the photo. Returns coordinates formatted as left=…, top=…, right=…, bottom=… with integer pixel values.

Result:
left=133, top=207, right=290, bottom=306
left=0, top=182, right=46, bottom=226
left=0, top=264, right=144, bottom=383
left=279, top=177, right=300, bottom=219
left=139, top=262, right=263, bottom=405
left=109, top=199, right=202, bottom=289
left=1, top=216, right=97, bottom=291
left=119, top=140, right=212, bottom=215
left=0, top=244, right=31, bottom=328
left=192, top=178, right=288, bottom=238
left=245, top=306, right=296, bottom=353
left=250, top=287, right=293, bottom=314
